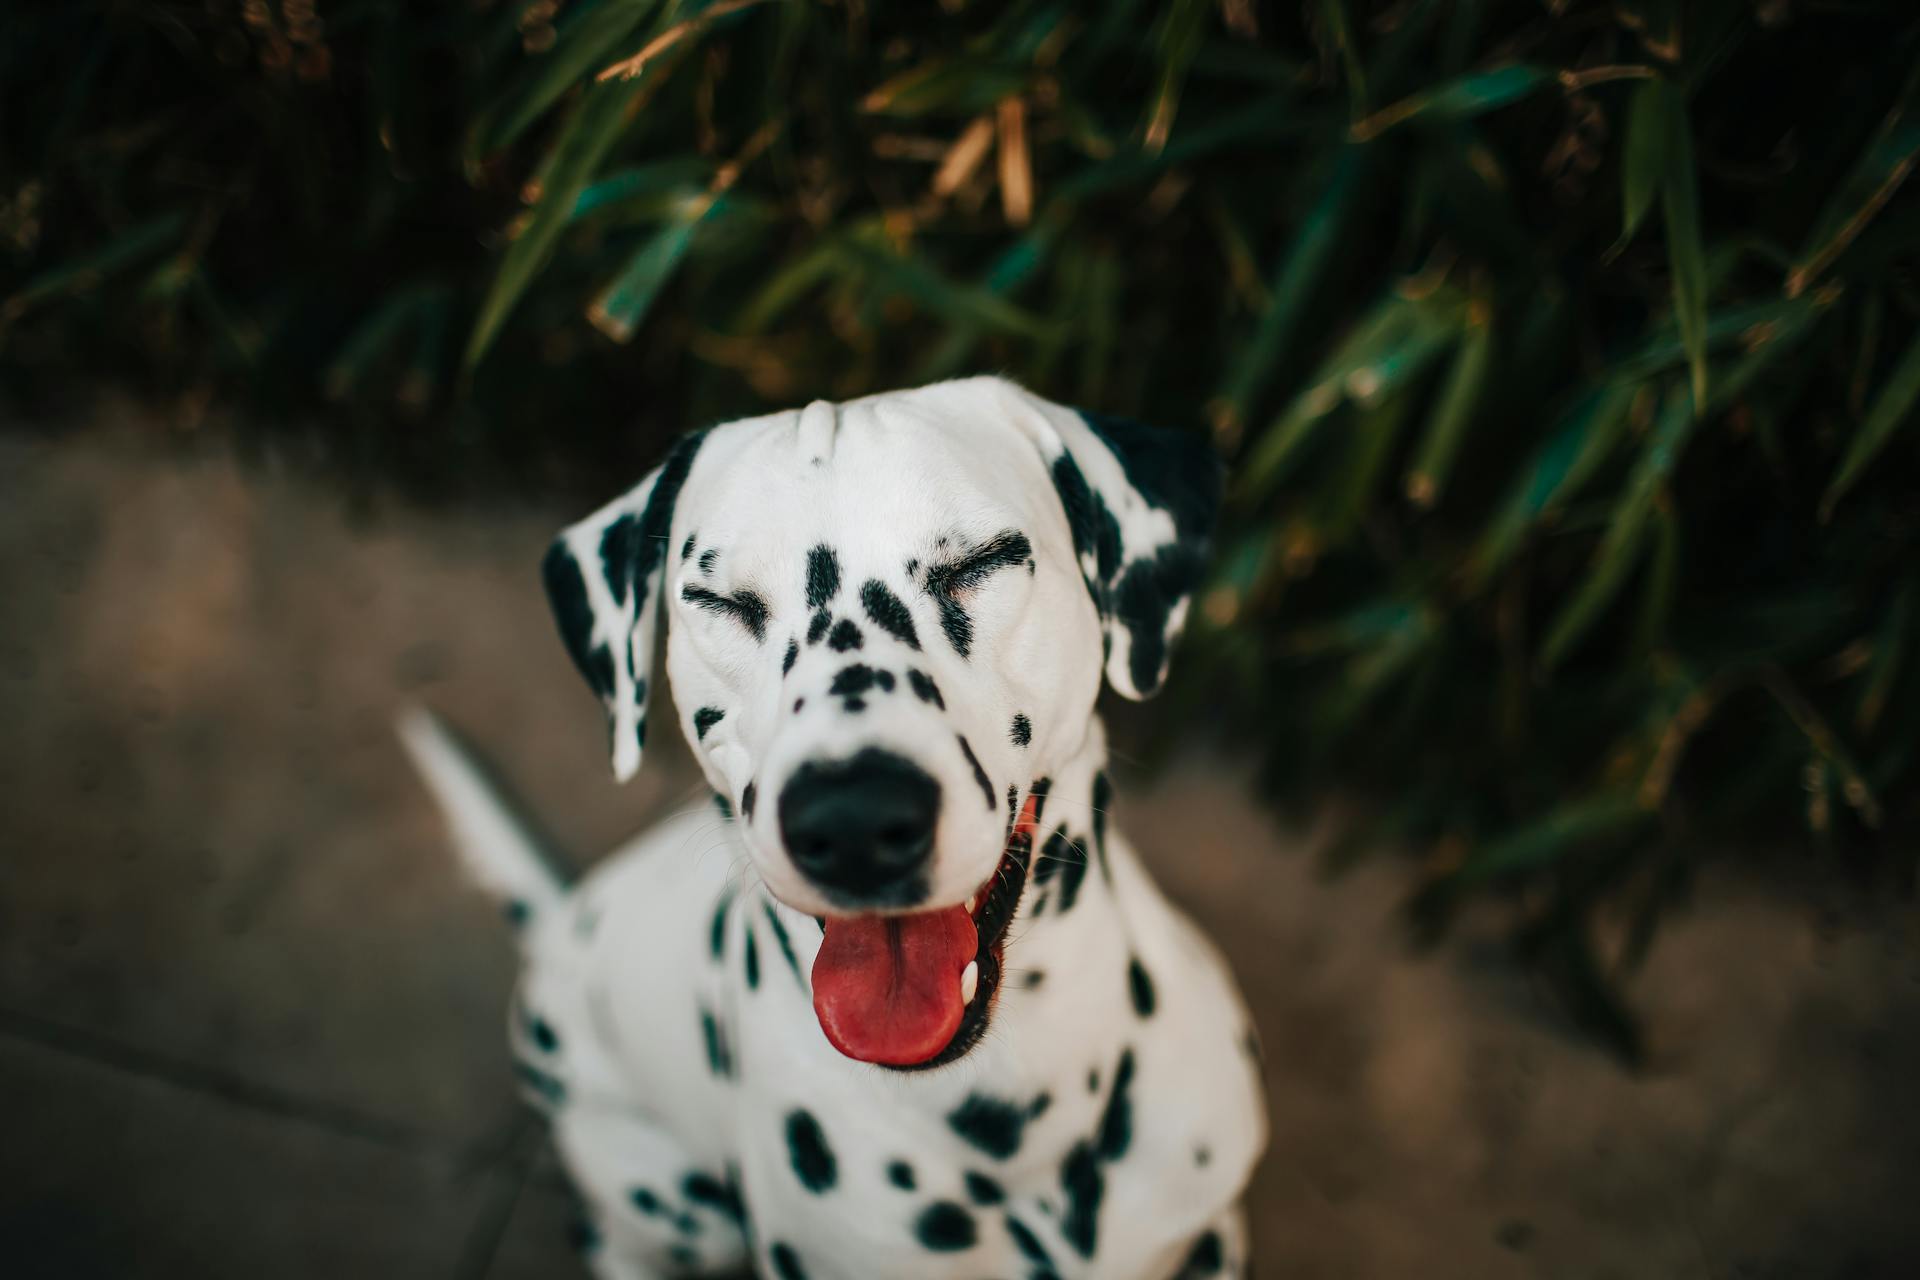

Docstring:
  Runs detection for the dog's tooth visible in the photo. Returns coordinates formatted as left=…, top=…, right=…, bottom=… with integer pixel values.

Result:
left=965, top=895, right=977, bottom=914
left=960, top=960, right=979, bottom=1004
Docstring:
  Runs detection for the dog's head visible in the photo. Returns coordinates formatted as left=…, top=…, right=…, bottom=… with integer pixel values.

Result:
left=543, top=377, right=1219, bottom=1066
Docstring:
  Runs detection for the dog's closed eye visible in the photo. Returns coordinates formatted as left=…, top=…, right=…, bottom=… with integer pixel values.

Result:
left=922, top=530, right=1032, bottom=658
left=681, top=583, right=770, bottom=642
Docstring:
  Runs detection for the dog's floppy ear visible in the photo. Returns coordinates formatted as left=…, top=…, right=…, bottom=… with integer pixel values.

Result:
left=995, top=380, right=1223, bottom=699
left=541, top=431, right=706, bottom=781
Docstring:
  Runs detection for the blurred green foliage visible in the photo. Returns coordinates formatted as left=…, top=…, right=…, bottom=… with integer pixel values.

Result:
left=6, top=1, right=1920, bottom=1056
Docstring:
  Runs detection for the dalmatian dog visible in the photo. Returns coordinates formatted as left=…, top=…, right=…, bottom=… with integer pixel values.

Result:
left=401, top=376, right=1267, bottom=1279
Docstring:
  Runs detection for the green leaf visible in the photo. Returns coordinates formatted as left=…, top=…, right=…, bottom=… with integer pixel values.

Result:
left=2, top=210, right=188, bottom=319
left=1315, top=0, right=1368, bottom=116
left=1659, top=88, right=1709, bottom=412
left=836, top=237, right=1054, bottom=340
left=1858, top=575, right=1916, bottom=734
left=1350, top=64, right=1551, bottom=141
left=1141, top=0, right=1211, bottom=151
left=1454, top=792, right=1651, bottom=885
left=325, top=286, right=440, bottom=399
left=587, top=192, right=730, bottom=342
left=1821, top=329, right=1920, bottom=520
left=570, top=159, right=714, bottom=221
left=1469, top=382, right=1637, bottom=588
left=1539, top=386, right=1697, bottom=673
left=1217, top=145, right=1368, bottom=429
left=465, top=75, right=647, bottom=370
left=1615, top=78, right=1668, bottom=251
left=1405, top=306, right=1492, bottom=508
left=1787, top=66, right=1920, bottom=297
left=466, top=0, right=664, bottom=165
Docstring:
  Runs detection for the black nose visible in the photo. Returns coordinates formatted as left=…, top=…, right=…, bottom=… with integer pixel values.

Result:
left=779, top=748, right=940, bottom=904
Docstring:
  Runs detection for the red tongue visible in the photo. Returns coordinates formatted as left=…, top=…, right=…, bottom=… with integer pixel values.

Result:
left=812, top=905, right=977, bottom=1066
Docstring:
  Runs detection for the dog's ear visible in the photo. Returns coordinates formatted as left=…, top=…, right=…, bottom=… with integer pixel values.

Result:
left=993, top=380, right=1223, bottom=699
left=541, top=432, right=706, bottom=781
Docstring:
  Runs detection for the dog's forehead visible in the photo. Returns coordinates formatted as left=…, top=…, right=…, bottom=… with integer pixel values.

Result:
left=683, top=391, right=1041, bottom=568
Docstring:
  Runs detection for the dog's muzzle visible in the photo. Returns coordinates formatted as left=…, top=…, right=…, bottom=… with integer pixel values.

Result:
left=778, top=748, right=939, bottom=907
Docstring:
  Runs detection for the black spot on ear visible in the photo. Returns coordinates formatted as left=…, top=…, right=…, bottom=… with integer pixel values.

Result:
left=1078, top=410, right=1223, bottom=545
left=1005, top=1214, right=1055, bottom=1271
left=785, top=1110, right=837, bottom=1192
left=886, top=1160, right=916, bottom=1191
left=741, top=781, right=757, bottom=821
left=1113, top=544, right=1206, bottom=695
left=699, top=1008, right=732, bottom=1078
left=1050, top=453, right=1123, bottom=597
left=681, top=531, right=698, bottom=562
left=541, top=546, right=611, bottom=698
left=1172, top=1229, right=1225, bottom=1278
left=783, top=639, right=799, bottom=674
left=698, top=547, right=719, bottom=574
left=907, top=669, right=945, bottom=708
left=807, top=609, right=831, bottom=645
left=947, top=1094, right=1033, bottom=1160
left=768, top=1242, right=809, bottom=1280
left=709, top=890, right=733, bottom=959
left=963, top=1172, right=1004, bottom=1206
left=1127, top=957, right=1156, bottom=1018
left=955, top=736, right=994, bottom=810
left=713, top=793, right=733, bottom=821
left=681, top=583, right=770, bottom=642
left=693, top=706, right=725, bottom=741
left=828, top=618, right=863, bottom=652
left=806, top=545, right=841, bottom=609
left=1010, top=714, right=1032, bottom=747
left=860, top=580, right=921, bottom=649
left=915, top=1201, right=977, bottom=1252
left=744, top=926, right=759, bottom=990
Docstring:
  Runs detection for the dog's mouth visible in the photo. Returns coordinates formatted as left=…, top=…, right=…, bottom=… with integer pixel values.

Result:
left=810, top=793, right=1039, bottom=1070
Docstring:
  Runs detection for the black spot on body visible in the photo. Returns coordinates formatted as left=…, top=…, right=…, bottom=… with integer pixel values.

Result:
left=783, top=639, right=799, bottom=674
left=769, top=1242, right=809, bottom=1280
left=742, top=781, right=757, bottom=821
left=568, top=1216, right=600, bottom=1254
left=683, top=1171, right=743, bottom=1224
left=916, top=1201, right=977, bottom=1251
left=860, top=580, right=920, bottom=649
left=528, top=1015, right=559, bottom=1053
left=948, top=1094, right=1032, bottom=1160
left=827, top=618, right=863, bottom=652
left=669, top=1243, right=697, bottom=1266
left=955, top=735, right=994, bottom=810
left=1023, top=969, right=1045, bottom=989
left=504, top=899, right=530, bottom=927
left=744, top=926, right=759, bottom=989
left=907, top=669, right=945, bottom=708
left=630, top=1186, right=660, bottom=1215
left=1173, top=1229, right=1225, bottom=1277
left=964, top=1171, right=1004, bottom=1205
left=806, top=545, right=841, bottom=608
left=1097, top=1050, right=1135, bottom=1160
left=713, top=793, right=733, bottom=821
left=513, top=1061, right=566, bottom=1106
left=1011, top=714, right=1032, bottom=746
left=709, top=891, right=732, bottom=959
left=698, top=547, right=719, bottom=574
left=1005, top=1214, right=1055, bottom=1271
left=807, top=609, right=831, bottom=645
left=1194, top=1145, right=1211, bottom=1167
left=1128, top=957, right=1156, bottom=1017
left=681, top=584, right=770, bottom=642
left=1058, top=1142, right=1102, bottom=1258
left=1092, top=771, right=1113, bottom=880
left=785, top=1109, right=837, bottom=1192
left=886, top=1160, right=915, bottom=1190
left=763, top=902, right=801, bottom=983
left=700, top=1009, right=732, bottom=1078
left=693, top=706, right=725, bottom=741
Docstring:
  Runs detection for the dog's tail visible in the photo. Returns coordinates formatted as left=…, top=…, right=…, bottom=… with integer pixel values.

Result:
left=397, top=706, right=570, bottom=928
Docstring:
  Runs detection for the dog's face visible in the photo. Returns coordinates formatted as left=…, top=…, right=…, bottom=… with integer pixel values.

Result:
left=544, top=377, right=1218, bottom=1065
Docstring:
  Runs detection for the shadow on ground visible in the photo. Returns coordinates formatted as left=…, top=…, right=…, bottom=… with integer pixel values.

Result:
left=1, top=423, right=1916, bottom=1279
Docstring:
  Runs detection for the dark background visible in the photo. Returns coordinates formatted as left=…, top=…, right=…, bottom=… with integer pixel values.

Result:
left=3, top=1, right=1919, bottom=1275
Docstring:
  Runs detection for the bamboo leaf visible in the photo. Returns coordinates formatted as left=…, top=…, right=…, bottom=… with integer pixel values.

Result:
left=1615, top=78, right=1668, bottom=251
left=1350, top=64, right=1551, bottom=142
left=465, top=76, right=647, bottom=369
left=587, top=192, right=730, bottom=342
left=1454, top=793, right=1651, bottom=885
left=2, top=210, right=188, bottom=320
left=467, top=0, right=663, bottom=164
left=1786, top=66, right=1920, bottom=297
left=1857, top=575, right=1916, bottom=734
left=1142, top=0, right=1212, bottom=152
left=1539, top=387, right=1696, bottom=673
left=1659, top=88, right=1709, bottom=412
left=1405, top=303, right=1492, bottom=507
left=1821, top=329, right=1920, bottom=520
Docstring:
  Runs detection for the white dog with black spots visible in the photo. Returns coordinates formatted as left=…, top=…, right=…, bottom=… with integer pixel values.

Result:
left=402, top=376, right=1267, bottom=1279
